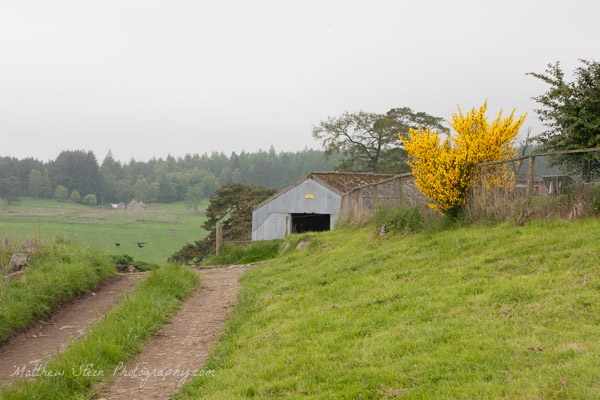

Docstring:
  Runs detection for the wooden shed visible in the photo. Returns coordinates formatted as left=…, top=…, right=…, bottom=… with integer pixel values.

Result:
left=252, top=172, right=396, bottom=241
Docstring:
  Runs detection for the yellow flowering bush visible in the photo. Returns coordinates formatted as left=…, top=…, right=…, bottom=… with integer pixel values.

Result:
left=402, top=101, right=526, bottom=217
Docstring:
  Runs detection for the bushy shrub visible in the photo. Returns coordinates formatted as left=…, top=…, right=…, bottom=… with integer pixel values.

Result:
left=373, top=205, right=423, bottom=234
left=388, top=206, right=423, bottom=232
left=54, top=185, right=68, bottom=202
left=82, top=193, right=97, bottom=206
left=403, top=101, right=525, bottom=217
left=169, top=238, right=213, bottom=264
left=111, top=253, right=159, bottom=272
left=70, top=189, right=81, bottom=203
left=204, top=240, right=282, bottom=266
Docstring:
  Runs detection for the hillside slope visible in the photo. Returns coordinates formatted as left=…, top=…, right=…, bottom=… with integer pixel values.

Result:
left=178, top=219, right=600, bottom=399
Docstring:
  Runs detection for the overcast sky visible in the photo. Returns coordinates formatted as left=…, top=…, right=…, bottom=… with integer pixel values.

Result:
left=1, top=0, right=599, bottom=163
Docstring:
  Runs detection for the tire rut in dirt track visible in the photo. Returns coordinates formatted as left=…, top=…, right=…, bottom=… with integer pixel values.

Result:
left=0, top=273, right=144, bottom=385
left=96, top=265, right=252, bottom=400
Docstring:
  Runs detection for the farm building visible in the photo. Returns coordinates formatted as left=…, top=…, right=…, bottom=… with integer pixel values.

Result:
left=252, top=172, right=399, bottom=241
left=126, top=198, right=147, bottom=210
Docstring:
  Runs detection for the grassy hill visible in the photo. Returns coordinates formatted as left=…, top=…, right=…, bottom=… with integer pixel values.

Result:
left=0, top=198, right=208, bottom=265
left=177, top=218, right=600, bottom=399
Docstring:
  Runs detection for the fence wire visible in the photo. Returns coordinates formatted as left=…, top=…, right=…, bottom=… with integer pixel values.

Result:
left=339, top=148, right=600, bottom=223
left=471, top=148, right=600, bottom=221
left=339, top=173, right=427, bottom=222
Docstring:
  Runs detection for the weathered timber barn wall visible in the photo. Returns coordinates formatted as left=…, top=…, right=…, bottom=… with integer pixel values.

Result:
left=252, top=172, right=398, bottom=241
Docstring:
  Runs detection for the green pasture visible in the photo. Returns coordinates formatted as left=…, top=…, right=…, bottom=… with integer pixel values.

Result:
left=177, top=218, right=600, bottom=399
left=0, top=198, right=208, bottom=265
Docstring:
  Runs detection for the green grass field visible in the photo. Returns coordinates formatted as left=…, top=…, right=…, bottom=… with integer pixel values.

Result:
left=0, top=198, right=209, bottom=265
left=177, top=218, right=600, bottom=399
left=4, top=197, right=600, bottom=398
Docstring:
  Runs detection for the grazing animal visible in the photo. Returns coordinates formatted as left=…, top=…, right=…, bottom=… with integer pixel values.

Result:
left=115, top=243, right=120, bottom=246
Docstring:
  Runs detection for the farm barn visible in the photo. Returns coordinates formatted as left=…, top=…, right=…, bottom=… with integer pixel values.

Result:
left=252, top=172, right=397, bottom=241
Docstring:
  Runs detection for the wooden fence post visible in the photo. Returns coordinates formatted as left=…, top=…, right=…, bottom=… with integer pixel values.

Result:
left=215, top=222, right=222, bottom=255
left=357, top=188, right=364, bottom=216
left=397, top=176, right=404, bottom=205
left=527, top=155, right=535, bottom=198
left=371, top=185, right=378, bottom=210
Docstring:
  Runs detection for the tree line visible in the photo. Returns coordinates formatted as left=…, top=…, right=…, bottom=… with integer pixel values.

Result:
left=0, top=147, right=338, bottom=205
left=3, top=59, right=597, bottom=210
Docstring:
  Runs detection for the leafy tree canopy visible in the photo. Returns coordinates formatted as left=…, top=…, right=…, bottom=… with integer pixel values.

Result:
left=0, top=176, right=20, bottom=204
left=169, top=183, right=276, bottom=263
left=312, top=107, right=445, bottom=173
left=0, top=148, right=335, bottom=205
left=528, top=59, right=600, bottom=176
left=50, top=150, right=102, bottom=196
left=202, top=183, right=277, bottom=242
left=28, top=168, right=52, bottom=199
left=54, top=185, right=68, bottom=202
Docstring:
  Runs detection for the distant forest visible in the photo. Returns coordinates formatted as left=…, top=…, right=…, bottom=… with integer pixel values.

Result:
left=0, top=147, right=339, bottom=205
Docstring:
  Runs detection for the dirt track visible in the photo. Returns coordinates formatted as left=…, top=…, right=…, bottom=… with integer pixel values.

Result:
left=96, top=265, right=251, bottom=400
left=0, top=265, right=253, bottom=399
left=0, top=273, right=144, bottom=384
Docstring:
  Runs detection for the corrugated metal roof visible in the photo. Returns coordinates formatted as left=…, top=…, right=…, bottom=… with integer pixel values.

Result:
left=308, top=172, right=397, bottom=194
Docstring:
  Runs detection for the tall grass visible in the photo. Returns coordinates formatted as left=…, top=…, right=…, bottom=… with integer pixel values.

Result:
left=176, top=218, right=600, bottom=399
left=369, top=204, right=427, bottom=233
left=467, top=182, right=600, bottom=225
left=0, top=237, right=115, bottom=343
left=0, top=264, right=199, bottom=400
left=202, top=240, right=283, bottom=266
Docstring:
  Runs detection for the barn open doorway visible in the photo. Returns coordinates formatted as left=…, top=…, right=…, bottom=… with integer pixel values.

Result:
left=291, top=213, right=330, bottom=233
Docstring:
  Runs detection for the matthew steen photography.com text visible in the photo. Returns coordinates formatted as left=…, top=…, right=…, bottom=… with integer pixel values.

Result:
left=11, top=362, right=216, bottom=387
